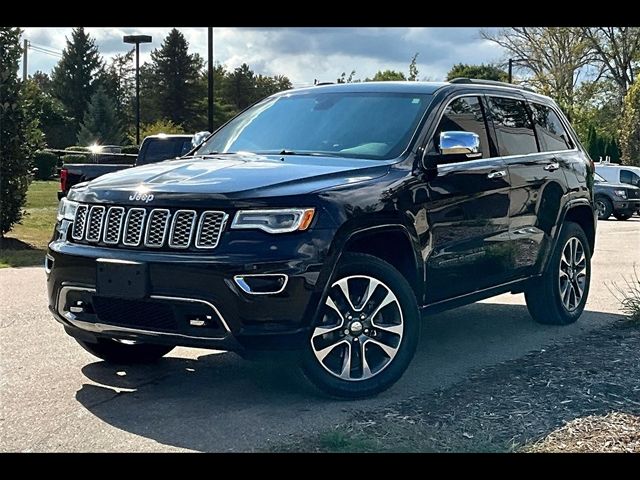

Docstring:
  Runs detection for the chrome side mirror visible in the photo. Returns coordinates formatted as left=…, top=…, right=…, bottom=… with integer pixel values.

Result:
left=192, top=131, right=211, bottom=148
left=439, top=131, right=482, bottom=159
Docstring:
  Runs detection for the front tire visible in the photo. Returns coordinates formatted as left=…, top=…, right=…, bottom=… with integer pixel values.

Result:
left=301, top=253, right=421, bottom=398
left=76, top=338, right=174, bottom=364
left=595, top=196, right=612, bottom=220
left=525, top=221, right=591, bottom=325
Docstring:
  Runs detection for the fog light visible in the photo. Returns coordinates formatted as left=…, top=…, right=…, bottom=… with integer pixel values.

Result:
left=234, top=274, right=288, bottom=295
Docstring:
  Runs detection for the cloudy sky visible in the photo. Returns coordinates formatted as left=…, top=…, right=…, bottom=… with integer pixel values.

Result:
left=22, top=27, right=505, bottom=86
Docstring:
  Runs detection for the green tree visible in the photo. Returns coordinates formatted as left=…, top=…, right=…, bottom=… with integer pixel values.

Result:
left=619, top=78, right=640, bottom=166
left=22, top=78, right=75, bottom=149
left=0, top=28, right=41, bottom=240
left=367, top=70, right=406, bottom=81
left=144, top=29, right=204, bottom=130
left=50, top=27, right=104, bottom=135
left=337, top=70, right=357, bottom=83
left=100, top=50, right=135, bottom=136
left=77, top=87, right=124, bottom=145
left=446, top=63, right=508, bottom=82
left=408, top=53, right=419, bottom=81
left=226, top=63, right=256, bottom=109
left=482, top=27, right=594, bottom=115
left=140, top=119, right=185, bottom=139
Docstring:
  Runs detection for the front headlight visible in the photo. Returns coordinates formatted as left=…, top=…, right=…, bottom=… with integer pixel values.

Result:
left=613, top=189, right=627, bottom=199
left=57, top=197, right=79, bottom=222
left=231, top=208, right=315, bottom=233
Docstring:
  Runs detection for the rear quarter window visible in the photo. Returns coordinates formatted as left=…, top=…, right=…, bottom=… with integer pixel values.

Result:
left=529, top=103, right=573, bottom=151
left=485, top=96, right=538, bottom=156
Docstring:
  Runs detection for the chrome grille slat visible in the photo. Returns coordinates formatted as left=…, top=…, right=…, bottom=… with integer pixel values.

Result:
left=71, top=205, right=89, bottom=240
left=122, top=208, right=147, bottom=246
left=144, top=209, right=171, bottom=248
left=86, top=206, right=106, bottom=242
left=196, top=211, right=228, bottom=249
left=169, top=210, right=197, bottom=249
left=103, top=207, right=125, bottom=244
left=71, top=205, right=225, bottom=250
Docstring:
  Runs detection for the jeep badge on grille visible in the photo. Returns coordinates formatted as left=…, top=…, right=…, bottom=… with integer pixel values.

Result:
left=129, top=192, right=154, bottom=203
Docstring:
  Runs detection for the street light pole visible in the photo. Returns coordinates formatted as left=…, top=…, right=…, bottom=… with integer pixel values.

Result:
left=208, top=27, right=214, bottom=132
left=123, top=34, right=152, bottom=145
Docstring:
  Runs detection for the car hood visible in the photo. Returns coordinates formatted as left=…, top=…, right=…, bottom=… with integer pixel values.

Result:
left=69, top=153, right=391, bottom=204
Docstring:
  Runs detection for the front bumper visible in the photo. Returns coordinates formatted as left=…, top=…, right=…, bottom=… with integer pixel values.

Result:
left=613, top=199, right=640, bottom=214
left=46, top=229, right=335, bottom=353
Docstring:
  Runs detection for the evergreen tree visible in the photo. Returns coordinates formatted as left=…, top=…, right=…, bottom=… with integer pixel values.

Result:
left=50, top=27, right=104, bottom=135
left=446, top=63, right=509, bottom=82
left=0, top=28, right=40, bottom=239
left=367, top=70, right=406, bottom=81
left=100, top=50, right=135, bottom=136
left=584, top=124, right=598, bottom=161
left=226, top=63, right=256, bottom=109
left=145, top=29, right=204, bottom=130
left=77, top=87, right=124, bottom=145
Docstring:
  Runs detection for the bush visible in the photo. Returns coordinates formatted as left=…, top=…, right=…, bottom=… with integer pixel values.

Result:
left=140, top=119, right=185, bottom=140
left=609, top=266, right=640, bottom=324
left=121, top=144, right=139, bottom=155
left=65, top=146, right=89, bottom=152
left=62, top=154, right=90, bottom=164
left=32, top=151, right=59, bottom=180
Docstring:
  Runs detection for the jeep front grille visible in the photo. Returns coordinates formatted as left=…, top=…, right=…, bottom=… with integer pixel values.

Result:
left=70, top=205, right=228, bottom=250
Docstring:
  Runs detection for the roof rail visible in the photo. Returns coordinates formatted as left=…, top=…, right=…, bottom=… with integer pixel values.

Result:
left=448, top=77, right=535, bottom=92
left=315, top=82, right=335, bottom=86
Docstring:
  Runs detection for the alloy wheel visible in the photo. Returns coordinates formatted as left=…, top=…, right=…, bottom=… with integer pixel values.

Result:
left=558, top=237, right=588, bottom=311
left=310, top=275, right=404, bottom=381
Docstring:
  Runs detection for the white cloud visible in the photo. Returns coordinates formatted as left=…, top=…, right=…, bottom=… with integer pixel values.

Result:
left=21, top=27, right=506, bottom=85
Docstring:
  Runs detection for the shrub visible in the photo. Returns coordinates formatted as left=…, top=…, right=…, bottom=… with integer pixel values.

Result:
left=140, top=119, right=185, bottom=140
left=609, top=266, right=640, bottom=324
left=65, top=146, right=89, bottom=152
left=32, top=151, right=59, bottom=180
left=62, top=154, right=90, bottom=164
left=121, top=144, right=139, bottom=155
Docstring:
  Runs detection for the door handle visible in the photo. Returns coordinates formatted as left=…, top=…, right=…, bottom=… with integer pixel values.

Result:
left=544, top=162, right=560, bottom=172
left=487, top=170, right=507, bottom=179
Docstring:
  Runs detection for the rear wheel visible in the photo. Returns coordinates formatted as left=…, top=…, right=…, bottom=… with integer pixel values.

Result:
left=301, top=253, right=420, bottom=398
left=595, top=196, right=612, bottom=220
left=525, top=221, right=591, bottom=325
left=76, top=338, right=174, bottom=364
left=613, top=213, right=631, bottom=221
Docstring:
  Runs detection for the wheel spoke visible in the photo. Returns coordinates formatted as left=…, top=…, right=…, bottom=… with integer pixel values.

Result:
left=339, top=342, right=352, bottom=379
left=324, top=296, right=344, bottom=323
left=336, top=278, right=357, bottom=311
left=371, top=322, right=403, bottom=336
left=315, top=339, right=347, bottom=362
left=366, top=338, right=398, bottom=358
left=360, top=340, right=372, bottom=379
left=561, top=250, right=571, bottom=268
left=358, top=278, right=381, bottom=311
left=369, top=290, right=397, bottom=321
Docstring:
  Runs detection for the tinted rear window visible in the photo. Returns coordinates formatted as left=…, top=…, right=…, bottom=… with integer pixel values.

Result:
left=530, top=103, right=573, bottom=151
left=486, top=97, right=538, bottom=156
left=138, top=138, right=192, bottom=165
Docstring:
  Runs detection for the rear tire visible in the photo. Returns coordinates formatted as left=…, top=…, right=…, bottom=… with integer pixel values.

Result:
left=613, top=213, right=631, bottom=221
left=301, top=253, right=421, bottom=398
left=76, top=338, right=174, bottom=364
left=525, top=221, right=591, bottom=325
left=595, top=196, right=612, bottom=220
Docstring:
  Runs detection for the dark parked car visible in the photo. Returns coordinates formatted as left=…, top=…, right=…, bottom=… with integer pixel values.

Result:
left=58, top=134, right=206, bottom=199
left=47, top=79, right=596, bottom=398
left=593, top=171, right=640, bottom=220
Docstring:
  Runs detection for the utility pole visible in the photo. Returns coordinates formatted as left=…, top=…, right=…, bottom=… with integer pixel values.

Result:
left=508, top=58, right=513, bottom=84
left=22, top=39, right=28, bottom=81
left=208, top=27, right=214, bottom=132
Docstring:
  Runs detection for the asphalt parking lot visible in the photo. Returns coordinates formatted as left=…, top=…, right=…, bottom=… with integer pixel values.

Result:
left=1, top=218, right=638, bottom=452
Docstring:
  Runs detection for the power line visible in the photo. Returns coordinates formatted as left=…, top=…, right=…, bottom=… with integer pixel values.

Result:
left=29, top=45, right=63, bottom=58
left=29, top=41, right=63, bottom=56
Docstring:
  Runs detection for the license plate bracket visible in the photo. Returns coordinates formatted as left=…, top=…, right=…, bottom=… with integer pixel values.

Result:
left=96, top=259, right=148, bottom=299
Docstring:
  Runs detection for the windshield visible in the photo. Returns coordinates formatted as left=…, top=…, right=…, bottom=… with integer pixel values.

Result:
left=594, top=172, right=606, bottom=182
left=196, top=91, right=433, bottom=160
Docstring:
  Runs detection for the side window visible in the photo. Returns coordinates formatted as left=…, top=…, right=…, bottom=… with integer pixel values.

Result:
left=530, top=103, right=573, bottom=151
left=486, top=97, right=538, bottom=156
left=620, top=169, right=640, bottom=186
left=435, top=96, right=491, bottom=160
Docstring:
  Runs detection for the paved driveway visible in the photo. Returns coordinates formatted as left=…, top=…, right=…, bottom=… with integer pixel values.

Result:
left=1, top=218, right=638, bottom=452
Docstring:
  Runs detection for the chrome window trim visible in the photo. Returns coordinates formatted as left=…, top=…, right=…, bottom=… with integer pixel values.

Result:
left=168, top=209, right=197, bottom=249
left=86, top=205, right=106, bottom=242
left=195, top=210, right=228, bottom=249
left=103, top=206, right=125, bottom=245
left=233, top=274, right=289, bottom=295
left=144, top=209, right=171, bottom=248
left=122, top=208, right=147, bottom=247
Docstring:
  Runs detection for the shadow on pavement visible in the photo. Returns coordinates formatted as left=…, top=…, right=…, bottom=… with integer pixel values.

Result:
left=75, top=302, right=622, bottom=452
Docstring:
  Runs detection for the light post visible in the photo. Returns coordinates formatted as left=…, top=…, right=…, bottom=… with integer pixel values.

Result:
left=123, top=34, right=152, bottom=145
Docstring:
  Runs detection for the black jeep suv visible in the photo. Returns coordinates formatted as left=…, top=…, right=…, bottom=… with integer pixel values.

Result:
left=47, top=79, right=596, bottom=398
